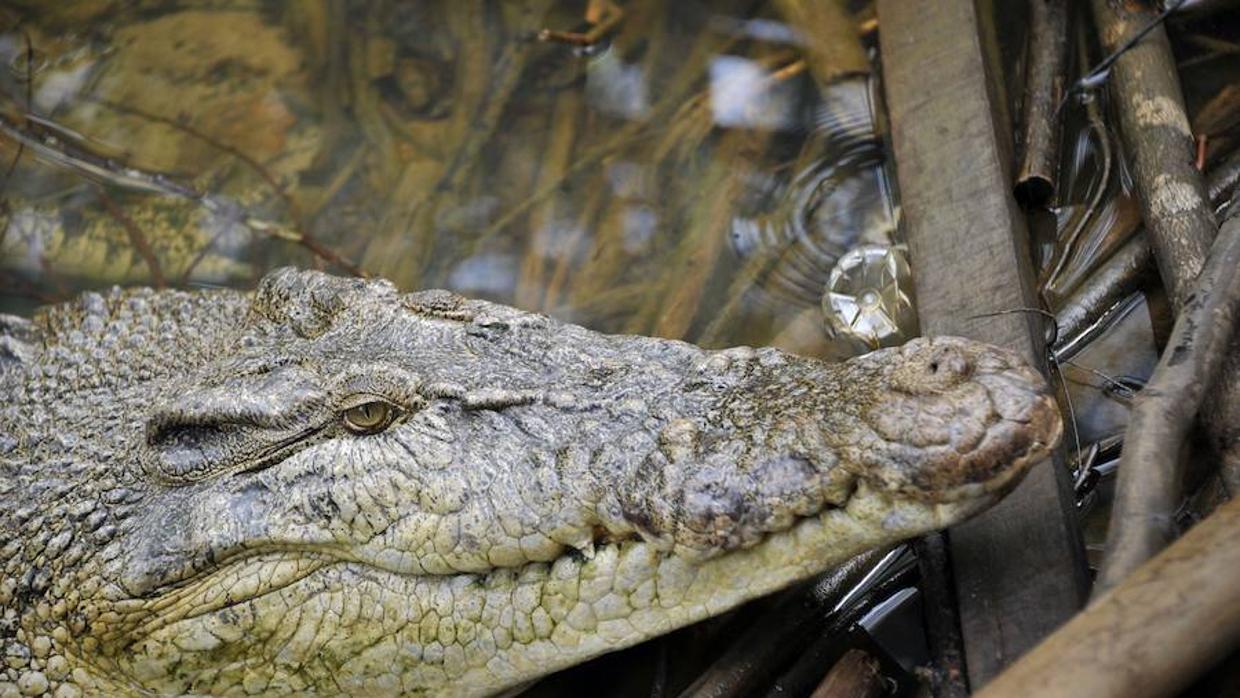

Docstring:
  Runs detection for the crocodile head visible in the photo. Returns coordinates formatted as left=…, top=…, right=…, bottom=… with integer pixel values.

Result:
left=0, top=268, right=1060, bottom=696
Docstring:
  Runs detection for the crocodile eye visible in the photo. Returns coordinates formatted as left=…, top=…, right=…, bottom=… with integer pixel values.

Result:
left=342, top=400, right=398, bottom=434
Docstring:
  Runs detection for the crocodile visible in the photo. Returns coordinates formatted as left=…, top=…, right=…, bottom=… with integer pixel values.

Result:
left=0, top=268, right=1061, bottom=697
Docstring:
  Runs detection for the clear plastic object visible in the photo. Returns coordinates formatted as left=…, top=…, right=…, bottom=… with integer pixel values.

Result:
left=822, top=244, right=916, bottom=349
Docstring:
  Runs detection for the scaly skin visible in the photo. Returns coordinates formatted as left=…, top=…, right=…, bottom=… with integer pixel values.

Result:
left=0, top=269, right=1061, bottom=697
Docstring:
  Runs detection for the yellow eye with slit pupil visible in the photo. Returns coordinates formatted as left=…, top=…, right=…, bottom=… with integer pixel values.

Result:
left=342, top=401, right=396, bottom=434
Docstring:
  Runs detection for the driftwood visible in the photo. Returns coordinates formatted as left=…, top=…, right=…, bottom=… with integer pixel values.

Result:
left=1095, top=191, right=1240, bottom=593
left=1051, top=233, right=1151, bottom=363
left=1209, top=149, right=1240, bottom=208
left=975, top=493, right=1240, bottom=698
left=1014, top=0, right=1069, bottom=207
left=1086, top=0, right=1240, bottom=588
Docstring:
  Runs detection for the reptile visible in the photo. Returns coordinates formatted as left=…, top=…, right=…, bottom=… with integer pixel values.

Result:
left=0, top=268, right=1061, bottom=697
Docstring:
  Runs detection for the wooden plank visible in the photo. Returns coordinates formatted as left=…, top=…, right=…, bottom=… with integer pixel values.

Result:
left=876, top=0, right=1089, bottom=688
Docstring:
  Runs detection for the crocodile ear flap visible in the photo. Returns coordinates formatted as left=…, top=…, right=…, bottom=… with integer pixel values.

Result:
left=0, top=314, right=42, bottom=368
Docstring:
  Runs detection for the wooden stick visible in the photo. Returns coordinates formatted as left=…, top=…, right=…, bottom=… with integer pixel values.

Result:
left=1051, top=235, right=1150, bottom=363
left=976, top=493, right=1240, bottom=698
left=1095, top=191, right=1240, bottom=593
left=1014, top=0, right=1069, bottom=207
left=1089, top=0, right=1215, bottom=309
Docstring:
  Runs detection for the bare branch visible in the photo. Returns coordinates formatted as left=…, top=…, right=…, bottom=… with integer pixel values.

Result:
left=1095, top=191, right=1240, bottom=593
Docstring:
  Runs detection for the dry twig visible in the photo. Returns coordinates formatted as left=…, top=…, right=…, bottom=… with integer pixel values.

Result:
left=96, top=188, right=166, bottom=288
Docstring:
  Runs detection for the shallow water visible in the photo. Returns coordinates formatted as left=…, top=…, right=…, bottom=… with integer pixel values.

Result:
left=0, top=0, right=896, bottom=356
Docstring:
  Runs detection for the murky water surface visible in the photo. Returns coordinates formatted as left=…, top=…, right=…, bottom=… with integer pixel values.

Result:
left=0, top=0, right=897, bottom=357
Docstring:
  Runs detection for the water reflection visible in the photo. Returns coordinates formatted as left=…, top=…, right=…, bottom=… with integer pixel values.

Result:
left=0, top=0, right=898, bottom=359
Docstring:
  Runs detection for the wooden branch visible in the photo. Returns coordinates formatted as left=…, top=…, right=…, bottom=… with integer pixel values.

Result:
left=1052, top=233, right=1152, bottom=363
left=1096, top=191, right=1240, bottom=593
left=1208, top=148, right=1240, bottom=208
left=1088, top=0, right=1240, bottom=544
left=1052, top=155, right=1240, bottom=362
left=1089, top=0, right=1215, bottom=309
left=976, top=493, right=1240, bottom=698
left=1015, top=0, right=1070, bottom=207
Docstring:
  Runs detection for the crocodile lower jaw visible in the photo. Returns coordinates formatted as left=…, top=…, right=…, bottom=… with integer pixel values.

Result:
left=85, top=472, right=1023, bottom=696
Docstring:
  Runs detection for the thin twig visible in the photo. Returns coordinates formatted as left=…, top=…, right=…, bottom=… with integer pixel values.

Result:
left=1062, top=359, right=1140, bottom=400
left=87, top=97, right=303, bottom=219
left=0, top=103, right=365, bottom=278
left=1095, top=191, right=1240, bottom=594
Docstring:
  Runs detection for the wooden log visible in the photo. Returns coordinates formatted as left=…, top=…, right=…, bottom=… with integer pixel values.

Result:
left=975, top=494, right=1240, bottom=698
left=877, top=0, right=1088, bottom=687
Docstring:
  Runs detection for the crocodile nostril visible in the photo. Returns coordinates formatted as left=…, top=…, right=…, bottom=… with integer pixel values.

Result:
left=927, top=346, right=971, bottom=380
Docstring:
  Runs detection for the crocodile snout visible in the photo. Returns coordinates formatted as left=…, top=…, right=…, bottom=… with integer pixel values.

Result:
left=852, top=337, right=1062, bottom=502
